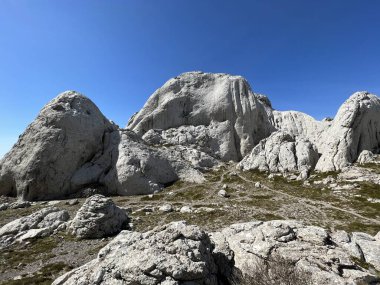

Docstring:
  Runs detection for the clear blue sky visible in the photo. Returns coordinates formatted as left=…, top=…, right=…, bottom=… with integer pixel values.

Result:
left=1, top=0, right=380, bottom=158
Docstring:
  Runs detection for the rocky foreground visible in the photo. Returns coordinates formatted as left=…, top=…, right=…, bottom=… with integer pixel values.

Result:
left=0, top=191, right=379, bottom=285
left=0, top=71, right=380, bottom=284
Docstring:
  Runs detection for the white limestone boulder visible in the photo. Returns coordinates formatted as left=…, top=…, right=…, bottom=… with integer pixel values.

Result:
left=0, top=207, right=69, bottom=248
left=238, top=131, right=319, bottom=175
left=68, top=195, right=128, bottom=239
left=0, top=91, right=118, bottom=201
left=357, top=150, right=376, bottom=164
left=316, top=92, right=380, bottom=172
left=127, top=71, right=274, bottom=161
left=211, top=220, right=380, bottom=284
left=54, top=222, right=222, bottom=285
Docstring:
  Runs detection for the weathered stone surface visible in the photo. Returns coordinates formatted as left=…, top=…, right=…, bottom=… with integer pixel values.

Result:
left=68, top=195, right=128, bottom=239
left=158, top=204, right=173, bottom=213
left=351, top=232, right=380, bottom=271
left=0, top=201, right=31, bottom=211
left=111, top=130, right=179, bottom=195
left=272, top=110, right=329, bottom=150
left=9, top=201, right=31, bottom=209
left=1, top=75, right=380, bottom=202
left=239, top=131, right=319, bottom=175
left=55, top=220, right=380, bottom=285
left=338, top=166, right=380, bottom=185
left=212, top=220, right=379, bottom=284
left=110, top=130, right=215, bottom=195
left=218, top=189, right=229, bottom=198
left=316, top=92, right=380, bottom=172
left=0, top=207, right=69, bottom=248
left=0, top=91, right=118, bottom=201
left=54, top=222, right=222, bottom=285
left=180, top=205, right=193, bottom=213
left=357, top=150, right=378, bottom=164
left=128, top=71, right=274, bottom=161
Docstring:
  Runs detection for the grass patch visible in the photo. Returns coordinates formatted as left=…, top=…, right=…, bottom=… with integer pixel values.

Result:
left=0, top=262, right=72, bottom=285
left=0, top=206, right=43, bottom=228
left=86, top=243, right=107, bottom=256
left=165, top=185, right=209, bottom=201
left=337, top=222, right=380, bottom=236
left=350, top=256, right=371, bottom=270
left=254, top=212, right=284, bottom=221
left=0, top=237, right=58, bottom=273
left=309, top=171, right=340, bottom=181
left=360, top=163, right=380, bottom=174
left=357, top=182, right=380, bottom=199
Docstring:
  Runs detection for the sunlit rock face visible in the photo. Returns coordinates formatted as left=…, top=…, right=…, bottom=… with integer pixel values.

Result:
left=1, top=72, right=380, bottom=201
left=315, top=92, right=380, bottom=172
left=0, top=91, right=118, bottom=201
left=127, top=71, right=275, bottom=161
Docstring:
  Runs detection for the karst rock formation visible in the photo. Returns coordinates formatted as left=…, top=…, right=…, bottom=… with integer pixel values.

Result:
left=1, top=72, right=379, bottom=200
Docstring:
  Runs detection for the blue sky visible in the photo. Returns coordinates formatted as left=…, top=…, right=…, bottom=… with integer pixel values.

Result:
left=1, top=0, right=380, bottom=158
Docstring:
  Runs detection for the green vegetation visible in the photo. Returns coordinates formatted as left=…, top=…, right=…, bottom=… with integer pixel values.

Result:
left=0, top=262, right=72, bottom=285
left=0, top=237, right=58, bottom=273
left=309, top=171, right=340, bottom=181
left=360, top=163, right=380, bottom=174
left=339, top=222, right=380, bottom=236
left=0, top=206, right=43, bottom=228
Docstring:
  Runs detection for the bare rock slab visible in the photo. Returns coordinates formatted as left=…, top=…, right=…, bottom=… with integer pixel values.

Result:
left=54, top=221, right=221, bottom=285
left=0, top=207, right=69, bottom=248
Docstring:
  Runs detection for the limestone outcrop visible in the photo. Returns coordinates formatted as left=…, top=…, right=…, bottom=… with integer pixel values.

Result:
left=357, top=150, right=380, bottom=165
left=68, top=195, right=128, bottom=239
left=54, top=221, right=226, bottom=285
left=54, top=220, right=380, bottom=285
left=1, top=73, right=380, bottom=200
left=127, top=71, right=274, bottom=161
left=0, top=91, right=118, bottom=200
left=111, top=130, right=216, bottom=195
left=238, top=131, right=319, bottom=176
left=272, top=110, right=329, bottom=150
left=0, top=207, right=69, bottom=249
left=212, top=220, right=380, bottom=284
left=315, top=92, right=380, bottom=172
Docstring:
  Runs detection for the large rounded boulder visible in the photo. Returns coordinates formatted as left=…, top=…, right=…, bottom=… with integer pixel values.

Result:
left=127, top=71, right=274, bottom=161
left=316, top=92, right=380, bottom=171
left=54, top=221, right=222, bottom=285
left=0, top=91, right=118, bottom=200
left=68, top=194, right=128, bottom=239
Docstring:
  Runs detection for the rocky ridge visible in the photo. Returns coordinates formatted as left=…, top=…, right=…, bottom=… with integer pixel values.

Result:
left=0, top=72, right=380, bottom=200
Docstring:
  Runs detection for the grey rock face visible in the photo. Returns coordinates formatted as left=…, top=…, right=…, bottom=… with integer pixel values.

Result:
left=158, top=204, right=173, bottom=213
left=112, top=130, right=178, bottom=195
left=338, top=166, right=380, bottom=185
left=54, top=221, right=223, bottom=285
left=211, top=220, right=380, bottom=284
left=316, top=92, right=380, bottom=172
left=1, top=74, right=380, bottom=201
left=0, top=91, right=118, bottom=201
left=128, top=71, right=274, bottom=161
left=351, top=232, right=380, bottom=271
left=55, top=220, right=380, bottom=285
left=142, top=123, right=236, bottom=162
left=238, top=131, right=319, bottom=175
left=0, top=207, right=69, bottom=248
left=272, top=110, right=328, bottom=150
left=110, top=129, right=216, bottom=195
left=68, top=195, right=128, bottom=239
left=357, top=150, right=377, bottom=164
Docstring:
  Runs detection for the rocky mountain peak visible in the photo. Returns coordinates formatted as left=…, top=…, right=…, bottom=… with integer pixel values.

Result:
left=1, top=72, right=380, bottom=200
